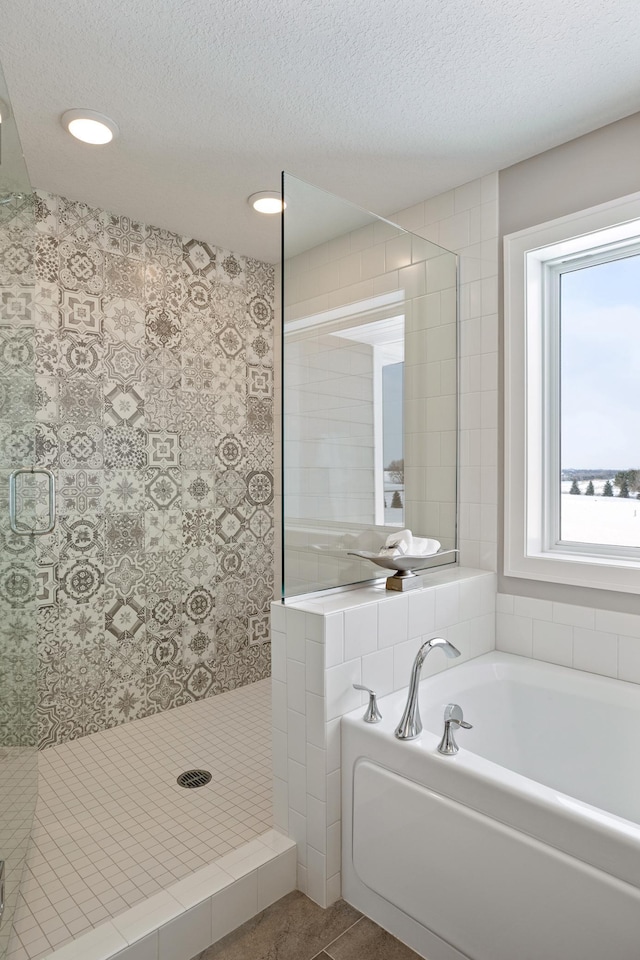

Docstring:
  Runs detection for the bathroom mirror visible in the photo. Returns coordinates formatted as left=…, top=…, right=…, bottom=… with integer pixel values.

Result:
left=281, top=173, right=458, bottom=597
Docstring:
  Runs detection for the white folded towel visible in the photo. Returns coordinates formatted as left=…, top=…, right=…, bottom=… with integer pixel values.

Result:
left=410, top=535, right=441, bottom=556
left=378, top=529, right=412, bottom=557
left=379, top=530, right=441, bottom=558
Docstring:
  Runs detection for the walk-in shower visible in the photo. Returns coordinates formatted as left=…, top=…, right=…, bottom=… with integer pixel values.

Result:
left=0, top=58, right=294, bottom=960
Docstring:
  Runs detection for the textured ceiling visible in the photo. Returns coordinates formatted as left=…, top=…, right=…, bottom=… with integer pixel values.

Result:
left=1, top=0, right=639, bottom=262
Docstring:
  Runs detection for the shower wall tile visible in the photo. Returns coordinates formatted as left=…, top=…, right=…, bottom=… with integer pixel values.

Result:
left=5, top=191, right=277, bottom=749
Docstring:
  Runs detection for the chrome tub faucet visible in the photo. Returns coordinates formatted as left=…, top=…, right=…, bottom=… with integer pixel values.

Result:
left=394, top=637, right=461, bottom=740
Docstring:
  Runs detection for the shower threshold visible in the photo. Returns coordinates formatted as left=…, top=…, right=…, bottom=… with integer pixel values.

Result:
left=9, top=679, right=295, bottom=960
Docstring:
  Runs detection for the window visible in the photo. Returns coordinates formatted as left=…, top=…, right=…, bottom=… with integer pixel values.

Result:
left=504, top=191, right=640, bottom=593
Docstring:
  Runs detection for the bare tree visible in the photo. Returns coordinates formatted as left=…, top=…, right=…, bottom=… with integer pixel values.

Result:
left=386, top=458, right=404, bottom=484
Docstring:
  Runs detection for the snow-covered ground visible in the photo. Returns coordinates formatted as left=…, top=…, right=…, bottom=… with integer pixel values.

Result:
left=561, top=492, right=640, bottom=547
left=384, top=472, right=404, bottom=525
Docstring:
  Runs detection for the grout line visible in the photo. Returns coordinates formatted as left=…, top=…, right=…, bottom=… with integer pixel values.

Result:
left=321, top=915, right=364, bottom=958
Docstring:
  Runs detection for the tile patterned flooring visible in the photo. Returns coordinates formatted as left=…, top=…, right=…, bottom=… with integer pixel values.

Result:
left=9, top=679, right=272, bottom=960
left=198, top=890, right=421, bottom=960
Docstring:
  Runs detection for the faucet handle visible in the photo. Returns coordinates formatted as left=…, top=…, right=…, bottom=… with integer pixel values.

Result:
left=438, top=703, right=472, bottom=755
left=353, top=684, right=382, bottom=723
left=443, top=702, right=472, bottom=728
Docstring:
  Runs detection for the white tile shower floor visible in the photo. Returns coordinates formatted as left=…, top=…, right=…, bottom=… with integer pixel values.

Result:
left=9, top=679, right=272, bottom=960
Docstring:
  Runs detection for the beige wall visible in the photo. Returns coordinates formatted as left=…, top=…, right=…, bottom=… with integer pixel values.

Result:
left=500, top=112, right=640, bottom=236
left=499, top=111, right=640, bottom=613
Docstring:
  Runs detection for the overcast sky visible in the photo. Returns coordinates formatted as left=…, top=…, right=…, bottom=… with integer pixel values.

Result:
left=561, top=253, right=640, bottom=469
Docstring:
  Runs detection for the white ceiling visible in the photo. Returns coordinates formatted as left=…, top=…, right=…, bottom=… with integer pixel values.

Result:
left=1, top=0, right=639, bottom=263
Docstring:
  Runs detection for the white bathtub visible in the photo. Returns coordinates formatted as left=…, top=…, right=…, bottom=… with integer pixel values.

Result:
left=341, top=651, right=640, bottom=960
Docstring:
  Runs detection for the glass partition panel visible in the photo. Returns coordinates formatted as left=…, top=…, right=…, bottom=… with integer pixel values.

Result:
left=0, top=61, right=38, bottom=958
left=282, top=173, right=458, bottom=597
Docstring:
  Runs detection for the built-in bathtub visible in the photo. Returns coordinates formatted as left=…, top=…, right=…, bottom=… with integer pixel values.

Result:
left=342, top=651, right=640, bottom=960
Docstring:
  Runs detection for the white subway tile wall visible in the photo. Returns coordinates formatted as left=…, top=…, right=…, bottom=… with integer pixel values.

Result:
left=394, top=182, right=498, bottom=562
left=497, top=593, right=640, bottom=684
left=272, top=568, right=496, bottom=907
left=422, top=177, right=500, bottom=572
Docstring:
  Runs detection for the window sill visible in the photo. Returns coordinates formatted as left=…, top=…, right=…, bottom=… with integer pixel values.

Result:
left=505, top=549, right=640, bottom=594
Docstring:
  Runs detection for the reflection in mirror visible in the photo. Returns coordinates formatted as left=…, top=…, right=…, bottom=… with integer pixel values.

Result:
left=282, top=173, right=458, bottom=597
left=338, top=312, right=404, bottom=526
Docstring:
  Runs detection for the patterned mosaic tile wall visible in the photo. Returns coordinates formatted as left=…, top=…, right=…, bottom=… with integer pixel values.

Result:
left=6, top=191, right=275, bottom=748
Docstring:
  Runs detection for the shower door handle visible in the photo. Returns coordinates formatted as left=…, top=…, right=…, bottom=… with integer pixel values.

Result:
left=9, top=467, right=56, bottom=535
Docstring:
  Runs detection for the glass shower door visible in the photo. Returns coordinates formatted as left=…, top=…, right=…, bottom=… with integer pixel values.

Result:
left=0, top=63, right=39, bottom=958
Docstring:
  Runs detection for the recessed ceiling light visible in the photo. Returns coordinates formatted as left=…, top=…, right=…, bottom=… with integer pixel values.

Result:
left=247, top=191, right=285, bottom=214
left=61, top=109, right=119, bottom=145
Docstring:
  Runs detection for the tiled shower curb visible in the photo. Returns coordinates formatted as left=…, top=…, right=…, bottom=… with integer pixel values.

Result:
left=40, top=832, right=296, bottom=960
